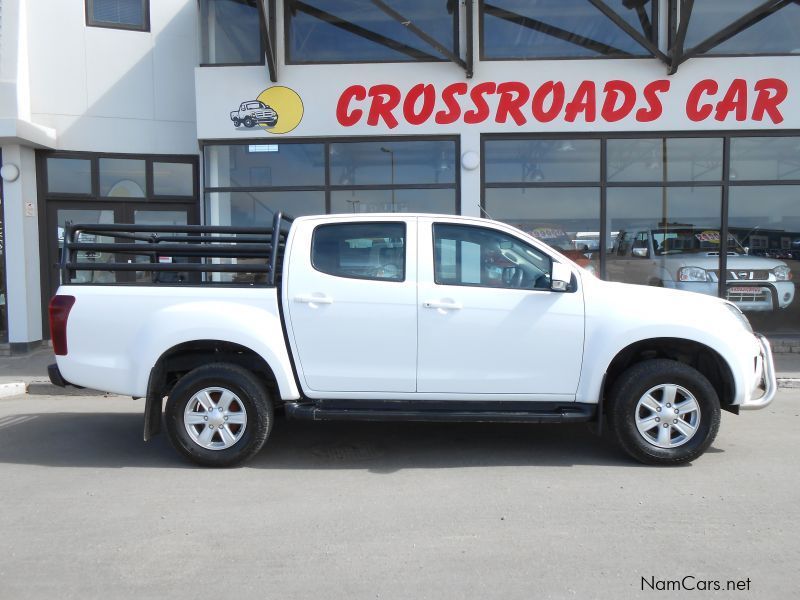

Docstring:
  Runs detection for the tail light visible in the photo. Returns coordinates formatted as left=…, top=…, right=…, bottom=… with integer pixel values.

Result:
left=49, top=295, right=76, bottom=356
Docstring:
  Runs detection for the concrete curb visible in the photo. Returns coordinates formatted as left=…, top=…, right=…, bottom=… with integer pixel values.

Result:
left=0, top=382, right=27, bottom=399
left=777, top=378, right=800, bottom=388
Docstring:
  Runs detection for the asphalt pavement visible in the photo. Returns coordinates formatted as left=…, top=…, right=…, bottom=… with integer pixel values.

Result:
left=0, top=388, right=797, bottom=599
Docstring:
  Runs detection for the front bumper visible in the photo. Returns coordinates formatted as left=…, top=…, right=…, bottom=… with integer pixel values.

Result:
left=667, top=281, right=794, bottom=312
left=739, top=334, right=776, bottom=410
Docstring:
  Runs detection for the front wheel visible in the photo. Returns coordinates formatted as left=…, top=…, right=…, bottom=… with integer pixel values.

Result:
left=607, top=359, right=720, bottom=465
left=165, top=363, right=273, bottom=467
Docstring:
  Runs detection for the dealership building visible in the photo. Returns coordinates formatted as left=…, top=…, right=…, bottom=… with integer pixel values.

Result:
left=1, top=0, right=800, bottom=353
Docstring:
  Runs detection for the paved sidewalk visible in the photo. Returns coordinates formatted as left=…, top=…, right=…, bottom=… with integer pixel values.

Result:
left=1, top=345, right=799, bottom=399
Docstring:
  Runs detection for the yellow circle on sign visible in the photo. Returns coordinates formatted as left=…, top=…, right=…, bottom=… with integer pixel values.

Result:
left=256, top=86, right=304, bottom=134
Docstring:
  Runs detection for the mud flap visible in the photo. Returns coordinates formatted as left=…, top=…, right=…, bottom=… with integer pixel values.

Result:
left=143, top=365, right=165, bottom=442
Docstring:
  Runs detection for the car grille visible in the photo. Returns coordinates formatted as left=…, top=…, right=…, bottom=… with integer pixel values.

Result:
left=727, top=287, right=770, bottom=303
left=711, top=270, right=770, bottom=281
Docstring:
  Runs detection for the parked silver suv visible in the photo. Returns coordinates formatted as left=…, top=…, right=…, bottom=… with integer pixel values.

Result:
left=607, top=225, right=794, bottom=312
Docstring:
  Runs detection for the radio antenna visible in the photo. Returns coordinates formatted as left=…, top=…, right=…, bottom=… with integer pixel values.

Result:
left=478, top=204, right=494, bottom=220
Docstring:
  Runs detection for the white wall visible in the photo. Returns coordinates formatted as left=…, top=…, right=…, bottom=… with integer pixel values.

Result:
left=26, top=0, right=199, bottom=155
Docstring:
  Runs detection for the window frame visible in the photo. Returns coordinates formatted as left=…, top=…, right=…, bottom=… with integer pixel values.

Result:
left=479, top=0, right=660, bottom=62
left=432, top=222, right=553, bottom=290
left=85, top=0, right=150, bottom=32
left=310, top=221, right=407, bottom=283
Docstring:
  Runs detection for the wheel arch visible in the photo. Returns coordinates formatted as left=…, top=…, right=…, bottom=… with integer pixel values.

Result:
left=143, top=339, right=286, bottom=441
left=602, top=337, right=737, bottom=415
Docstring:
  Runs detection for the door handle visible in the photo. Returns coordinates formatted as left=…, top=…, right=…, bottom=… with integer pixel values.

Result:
left=294, top=294, right=334, bottom=305
left=423, top=300, right=462, bottom=310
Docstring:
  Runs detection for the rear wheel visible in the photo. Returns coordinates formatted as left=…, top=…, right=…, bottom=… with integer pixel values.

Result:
left=607, top=359, right=720, bottom=465
left=232, top=117, right=240, bottom=127
left=165, top=363, right=272, bottom=467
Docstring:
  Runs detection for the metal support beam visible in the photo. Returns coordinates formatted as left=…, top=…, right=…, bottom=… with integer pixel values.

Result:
left=258, top=0, right=278, bottom=82
left=465, top=0, right=474, bottom=78
left=668, top=0, right=693, bottom=74
left=587, top=0, right=668, bottom=62
left=369, top=0, right=469, bottom=73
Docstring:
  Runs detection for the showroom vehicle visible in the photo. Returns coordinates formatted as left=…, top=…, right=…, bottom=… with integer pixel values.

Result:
left=48, top=213, right=775, bottom=467
left=607, top=226, right=794, bottom=312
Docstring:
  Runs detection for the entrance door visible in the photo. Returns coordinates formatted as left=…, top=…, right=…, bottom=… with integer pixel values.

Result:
left=417, top=219, right=585, bottom=397
left=43, top=201, right=198, bottom=334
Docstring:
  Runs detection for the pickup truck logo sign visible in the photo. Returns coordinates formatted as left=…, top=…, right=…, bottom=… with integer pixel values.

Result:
left=230, top=86, right=303, bottom=134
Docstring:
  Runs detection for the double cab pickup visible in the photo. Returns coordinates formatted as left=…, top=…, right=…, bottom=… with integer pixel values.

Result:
left=48, top=214, right=775, bottom=467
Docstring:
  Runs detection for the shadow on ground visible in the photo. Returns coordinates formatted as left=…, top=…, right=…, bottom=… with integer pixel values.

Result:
left=0, top=411, right=668, bottom=471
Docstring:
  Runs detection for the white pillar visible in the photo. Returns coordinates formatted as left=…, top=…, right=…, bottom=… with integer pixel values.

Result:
left=2, top=143, right=42, bottom=348
left=460, top=129, right=482, bottom=218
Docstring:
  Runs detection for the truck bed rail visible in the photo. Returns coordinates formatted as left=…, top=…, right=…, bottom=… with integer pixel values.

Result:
left=60, top=212, right=292, bottom=287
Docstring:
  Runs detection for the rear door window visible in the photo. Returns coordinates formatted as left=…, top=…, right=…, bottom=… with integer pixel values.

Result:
left=312, top=222, right=406, bottom=281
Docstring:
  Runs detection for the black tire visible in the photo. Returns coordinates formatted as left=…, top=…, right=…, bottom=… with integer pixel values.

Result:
left=243, top=116, right=256, bottom=128
left=165, top=363, right=273, bottom=467
left=607, top=359, right=720, bottom=465
left=232, top=117, right=240, bottom=127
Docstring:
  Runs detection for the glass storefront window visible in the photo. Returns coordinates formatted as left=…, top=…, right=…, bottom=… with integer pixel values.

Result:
left=482, top=134, right=800, bottom=334
left=200, top=0, right=263, bottom=65
left=56, top=209, right=118, bottom=284
left=153, top=162, right=194, bottom=196
left=481, top=0, right=655, bottom=59
left=203, top=139, right=458, bottom=222
left=205, top=191, right=326, bottom=226
left=484, top=187, right=600, bottom=272
left=287, top=0, right=457, bottom=64
left=484, top=139, right=600, bottom=183
left=605, top=187, right=722, bottom=294
left=731, top=137, right=800, bottom=181
left=330, top=189, right=456, bottom=214
left=330, top=141, right=455, bottom=186
left=204, top=144, right=325, bottom=188
left=47, top=158, right=92, bottom=194
left=99, top=158, right=146, bottom=198
left=729, top=185, right=800, bottom=333
left=607, top=138, right=723, bottom=182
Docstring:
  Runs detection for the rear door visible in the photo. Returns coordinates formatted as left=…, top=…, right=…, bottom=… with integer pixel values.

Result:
left=286, top=217, right=417, bottom=393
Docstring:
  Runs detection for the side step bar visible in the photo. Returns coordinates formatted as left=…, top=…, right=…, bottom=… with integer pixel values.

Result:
left=285, top=401, right=596, bottom=424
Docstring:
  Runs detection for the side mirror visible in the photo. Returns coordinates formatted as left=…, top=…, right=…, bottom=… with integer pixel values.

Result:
left=551, top=262, right=572, bottom=292
left=632, top=247, right=649, bottom=258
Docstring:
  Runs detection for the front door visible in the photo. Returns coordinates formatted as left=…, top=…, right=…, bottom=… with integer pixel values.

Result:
left=417, top=219, right=585, bottom=397
left=286, top=218, right=417, bottom=393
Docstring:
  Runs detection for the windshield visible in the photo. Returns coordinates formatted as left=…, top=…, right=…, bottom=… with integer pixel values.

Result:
left=652, top=229, right=744, bottom=255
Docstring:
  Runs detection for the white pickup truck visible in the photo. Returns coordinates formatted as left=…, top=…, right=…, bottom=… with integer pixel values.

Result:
left=48, top=213, right=775, bottom=467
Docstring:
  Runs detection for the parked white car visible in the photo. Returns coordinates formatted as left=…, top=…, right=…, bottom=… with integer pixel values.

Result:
left=608, top=227, right=794, bottom=312
left=48, top=214, right=775, bottom=467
